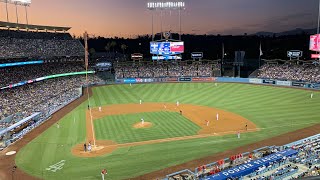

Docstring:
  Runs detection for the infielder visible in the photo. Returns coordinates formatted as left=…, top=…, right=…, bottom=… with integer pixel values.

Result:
left=206, top=120, right=209, bottom=126
left=141, top=118, right=144, bottom=124
left=216, top=113, right=219, bottom=121
left=176, top=101, right=180, bottom=106
left=140, top=99, right=142, bottom=104
left=99, top=106, right=102, bottom=112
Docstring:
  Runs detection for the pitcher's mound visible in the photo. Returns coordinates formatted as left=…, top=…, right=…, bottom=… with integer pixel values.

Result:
left=133, top=122, right=153, bottom=129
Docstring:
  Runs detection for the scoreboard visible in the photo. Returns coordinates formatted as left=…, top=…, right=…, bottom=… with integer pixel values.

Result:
left=150, top=41, right=184, bottom=55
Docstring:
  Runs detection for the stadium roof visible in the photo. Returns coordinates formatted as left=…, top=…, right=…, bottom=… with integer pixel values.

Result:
left=0, top=21, right=71, bottom=32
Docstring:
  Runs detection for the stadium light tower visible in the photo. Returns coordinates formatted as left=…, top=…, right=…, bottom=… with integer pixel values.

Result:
left=0, top=0, right=31, bottom=25
left=147, top=1, right=185, bottom=41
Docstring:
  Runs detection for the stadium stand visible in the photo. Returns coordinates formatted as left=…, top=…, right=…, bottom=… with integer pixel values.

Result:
left=114, top=61, right=220, bottom=79
left=166, top=134, right=320, bottom=180
left=257, top=64, right=320, bottom=83
left=0, top=29, right=84, bottom=59
left=0, top=26, right=105, bottom=150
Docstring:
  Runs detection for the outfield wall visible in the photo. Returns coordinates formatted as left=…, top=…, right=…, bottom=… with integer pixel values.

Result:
left=115, top=77, right=320, bottom=90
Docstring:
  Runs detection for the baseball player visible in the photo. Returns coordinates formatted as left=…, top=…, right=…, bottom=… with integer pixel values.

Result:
left=206, top=120, right=209, bottom=126
left=176, top=101, right=180, bottom=106
left=215, top=83, right=218, bottom=87
left=101, top=169, right=107, bottom=180
left=99, top=106, right=102, bottom=112
left=130, top=83, right=132, bottom=87
left=216, top=113, right=219, bottom=121
left=140, top=99, right=142, bottom=104
left=164, top=104, right=167, bottom=109
left=141, top=118, right=144, bottom=124
left=245, top=123, right=248, bottom=131
left=237, top=131, right=240, bottom=139
left=311, top=92, right=314, bottom=99
left=56, top=123, right=60, bottom=129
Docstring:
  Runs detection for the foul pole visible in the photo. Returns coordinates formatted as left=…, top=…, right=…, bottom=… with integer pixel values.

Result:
left=84, top=31, right=96, bottom=146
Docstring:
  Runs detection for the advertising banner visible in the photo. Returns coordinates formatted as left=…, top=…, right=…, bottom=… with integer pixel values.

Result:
left=276, top=80, right=292, bottom=86
left=192, top=77, right=215, bottom=82
left=249, top=78, right=263, bottom=84
left=179, top=77, right=192, bottom=82
left=0, top=60, right=43, bottom=68
left=311, top=54, right=320, bottom=59
left=291, top=81, right=305, bottom=87
left=191, top=52, right=203, bottom=59
left=167, top=78, right=178, bottom=82
left=206, top=149, right=298, bottom=180
left=310, top=34, right=320, bottom=52
left=287, top=50, right=303, bottom=58
left=262, top=79, right=275, bottom=84
left=123, top=78, right=136, bottom=84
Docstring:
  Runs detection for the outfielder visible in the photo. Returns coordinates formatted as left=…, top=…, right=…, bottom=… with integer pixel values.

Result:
left=311, top=92, right=314, bottom=99
left=237, top=131, right=240, bottom=139
left=141, top=118, right=144, bottom=124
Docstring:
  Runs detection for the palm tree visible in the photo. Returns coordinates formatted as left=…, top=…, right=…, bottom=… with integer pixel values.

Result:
left=120, top=44, right=127, bottom=54
left=120, top=44, right=128, bottom=60
left=111, top=41, right=117, bottom=53
left=105, top=42, right=111, bottom=52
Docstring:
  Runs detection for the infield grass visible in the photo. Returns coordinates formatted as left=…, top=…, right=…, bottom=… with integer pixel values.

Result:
left=94, top=111, right=201, bottom=143
left=15, top=83, right=320, bottom=180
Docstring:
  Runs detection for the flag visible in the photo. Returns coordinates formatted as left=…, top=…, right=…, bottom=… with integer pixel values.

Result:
left=222, top=43, right=225, bottom=59
left=259, top=42, right=263, bottom=56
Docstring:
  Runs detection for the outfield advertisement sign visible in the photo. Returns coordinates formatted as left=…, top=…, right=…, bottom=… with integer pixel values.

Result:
left=292, top=82, right=305, bottom=87
left=276, top=80, right=292, bottom=86
left=206, top=149, right=298, bottom=180
left=179, top=77, right=192, bottom=82
left=192, top=77, right=216, bottom=82
left=262, top=79, right=275, bottom=84
left=249, top=78, right=263, bottom=84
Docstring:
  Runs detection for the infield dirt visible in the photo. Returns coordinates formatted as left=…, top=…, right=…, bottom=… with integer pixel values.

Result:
left=71, top=103, right=257, bottom=157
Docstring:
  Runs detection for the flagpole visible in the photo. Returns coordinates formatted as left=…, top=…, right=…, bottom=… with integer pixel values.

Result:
left=221, top=43, right=224, bottom=76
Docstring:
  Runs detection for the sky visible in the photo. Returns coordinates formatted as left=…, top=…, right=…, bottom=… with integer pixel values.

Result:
left=0, top=0, right=318, bottom=37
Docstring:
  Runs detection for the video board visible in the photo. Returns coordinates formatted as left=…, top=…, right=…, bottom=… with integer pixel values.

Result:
left=310, top=34, right=320, bottom=52
left=150, top=41, right=184, bottom=55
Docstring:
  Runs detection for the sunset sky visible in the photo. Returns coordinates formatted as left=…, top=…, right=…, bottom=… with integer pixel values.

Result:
left=0, top=0, right=318, bottom=37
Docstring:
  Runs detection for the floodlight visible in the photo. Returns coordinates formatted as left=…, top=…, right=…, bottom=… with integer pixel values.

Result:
left=147, top=1, right=185, bottom=10
left=0, top=0, right=31, bottom=6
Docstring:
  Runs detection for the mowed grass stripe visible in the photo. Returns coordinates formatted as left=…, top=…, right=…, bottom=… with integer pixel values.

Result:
left=16, top=83, right=320, bottom=180
left=94, top=111, right=200, bottom=143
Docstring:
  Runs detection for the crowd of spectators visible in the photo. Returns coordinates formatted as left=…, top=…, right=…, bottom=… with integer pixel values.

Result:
left=115, top=63, right=218, bottom=79
left=0, top=74, right=104, bottom=121
left=0, top=29, right=84, bottom=58
left=0, top=60, right=86, bottom=85
left=257, top=64, right=320, bottom=83
left=168, top=135, right=320, bottom=180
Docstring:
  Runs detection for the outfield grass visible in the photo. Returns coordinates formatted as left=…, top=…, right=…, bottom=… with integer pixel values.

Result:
left=15, top=83, right=320, bottom=180
left=94, top=111, right=201, bottom=143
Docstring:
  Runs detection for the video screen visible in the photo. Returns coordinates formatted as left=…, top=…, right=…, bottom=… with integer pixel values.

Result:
left=150, top=41, right=184, bottom=55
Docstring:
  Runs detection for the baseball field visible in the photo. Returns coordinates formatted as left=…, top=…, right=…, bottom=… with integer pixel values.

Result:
left=12, top=83, right=320, bottom=179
